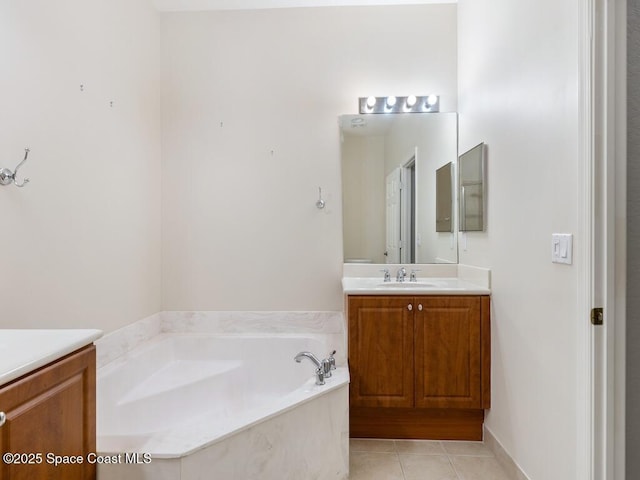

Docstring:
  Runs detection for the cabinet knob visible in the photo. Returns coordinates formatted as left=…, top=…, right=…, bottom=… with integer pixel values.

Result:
left=407, top=304, right=413, bottom=311
left=0, top=412, right=5, bottom=427
left=418, top=304, right=423, bottom=311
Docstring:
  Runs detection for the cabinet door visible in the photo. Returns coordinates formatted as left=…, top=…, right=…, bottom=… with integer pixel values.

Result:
left=414, top=296, right=482, bottom=409
left=349, top=296, right=414, bottom=408
left=0, top=346, right=96, bottom=480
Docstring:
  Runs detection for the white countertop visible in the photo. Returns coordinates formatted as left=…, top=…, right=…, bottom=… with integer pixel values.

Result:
left=0, top=329, right=103, bottom=387
left=342, top=277, right=491, bottom=295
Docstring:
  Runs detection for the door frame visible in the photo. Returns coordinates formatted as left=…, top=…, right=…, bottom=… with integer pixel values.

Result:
left=400, top=151, right=417, bottom=264
left=577, top=0, right=626, bottom=478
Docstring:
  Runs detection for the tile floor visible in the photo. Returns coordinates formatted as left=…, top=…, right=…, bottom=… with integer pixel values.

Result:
left=349, top=439, right=512, bottom=480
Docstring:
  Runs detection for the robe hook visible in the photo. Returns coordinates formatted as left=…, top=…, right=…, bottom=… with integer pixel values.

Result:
left=0, top=148, right=31, bottom=188
left=316, top=187, right=325, bottom=209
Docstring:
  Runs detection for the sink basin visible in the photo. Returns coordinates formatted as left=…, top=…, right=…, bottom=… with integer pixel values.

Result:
left=377, top=282, right=436, bottom=288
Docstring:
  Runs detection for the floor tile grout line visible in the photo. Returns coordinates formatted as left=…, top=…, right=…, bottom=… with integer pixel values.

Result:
left=392, top=441, right=408, bottom=480
left=447, top=454, right=464, bottom=480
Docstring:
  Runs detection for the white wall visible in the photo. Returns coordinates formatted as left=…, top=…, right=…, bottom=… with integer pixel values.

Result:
left=0, top=0, right=162, bottom=331
left=161, top=5, right=457, bottom=310
left=457, top=0, right=580, bottom=479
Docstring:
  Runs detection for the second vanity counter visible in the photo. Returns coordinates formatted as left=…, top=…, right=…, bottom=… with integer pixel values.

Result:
left=0, top=329, right=103, bottom=386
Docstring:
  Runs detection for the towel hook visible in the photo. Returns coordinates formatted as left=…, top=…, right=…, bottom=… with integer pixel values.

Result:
left=316, top=187, right=325, bottom=209
left=0, top=148, right=31, bottom=188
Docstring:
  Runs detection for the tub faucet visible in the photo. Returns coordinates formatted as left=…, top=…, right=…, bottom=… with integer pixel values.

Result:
left=294, top=351, right=325, bottom=385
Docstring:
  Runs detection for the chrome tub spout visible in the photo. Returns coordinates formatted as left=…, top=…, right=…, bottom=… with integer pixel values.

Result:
left=294, top=351, right=325, bottom=385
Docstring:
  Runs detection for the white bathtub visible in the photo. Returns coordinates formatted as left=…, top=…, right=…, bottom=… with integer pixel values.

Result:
left=96, top=313, right=349, bottom=480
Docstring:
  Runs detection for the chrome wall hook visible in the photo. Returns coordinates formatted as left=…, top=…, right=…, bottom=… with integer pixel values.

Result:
left=0, top=148, right=31, bottom=188
left=316, top=187, right=325, bottom=209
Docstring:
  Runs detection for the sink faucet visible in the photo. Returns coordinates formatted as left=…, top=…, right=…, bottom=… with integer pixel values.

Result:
left=396, top=267, right=407, bottom=282
left=380, top=268, right=391, bottom=282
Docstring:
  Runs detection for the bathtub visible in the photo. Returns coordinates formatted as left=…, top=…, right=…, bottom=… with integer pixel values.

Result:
left=96, top=312, right=349, bottom=480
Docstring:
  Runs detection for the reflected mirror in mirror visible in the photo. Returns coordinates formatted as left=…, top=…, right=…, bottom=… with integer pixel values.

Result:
left=340, top=113, right=458, bottom=265
left=458, top=142, right=486, bottom=232
left=436, top=162, right=453, bottom=233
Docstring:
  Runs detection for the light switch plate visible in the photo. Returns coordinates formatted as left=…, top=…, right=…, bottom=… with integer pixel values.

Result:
left=551, top=233, right=573, bottom=265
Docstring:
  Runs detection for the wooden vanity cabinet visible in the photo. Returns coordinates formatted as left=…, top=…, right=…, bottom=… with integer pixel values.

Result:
left=348, top=295, right=490, bottom=440
left=0, top=345, right=96, bottom=480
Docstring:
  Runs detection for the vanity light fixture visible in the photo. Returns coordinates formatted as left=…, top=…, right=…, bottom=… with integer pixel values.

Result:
left=359, top=95, right=440, bottom=114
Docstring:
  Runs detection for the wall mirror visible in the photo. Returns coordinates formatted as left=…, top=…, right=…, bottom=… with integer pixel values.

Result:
left=340, top=112, right=458, bottom=264
left=458, top=142, right=485, bottom=232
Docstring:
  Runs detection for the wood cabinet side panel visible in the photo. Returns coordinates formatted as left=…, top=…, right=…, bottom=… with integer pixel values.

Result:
left=481, top=296, right=491, bottom=408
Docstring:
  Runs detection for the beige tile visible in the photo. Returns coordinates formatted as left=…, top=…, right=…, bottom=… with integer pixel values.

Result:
left=451, top=456, right=512, bottom=480
left=349, top=452, right=404, bottom=480
left=350, top=438, right=397, bottom=453
left=399, top=454, right=458, bottom=480
left=442, top=441, right=494, bottom=457
left=394, top=439, right=446, bottom=455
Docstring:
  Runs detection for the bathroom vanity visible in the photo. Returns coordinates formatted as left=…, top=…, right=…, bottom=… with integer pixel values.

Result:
left=0, top=329, right=102, bottom=480
left=343, top=269, right=490, bottom=440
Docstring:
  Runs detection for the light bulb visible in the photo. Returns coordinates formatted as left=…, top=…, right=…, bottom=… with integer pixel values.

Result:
left=366, top=96, right=377, bottom=108
left=406, top=95, right=417, bottom=108
left=386, top=96, right=397, bottom=108
left=426, top=95, right=438, bottom=106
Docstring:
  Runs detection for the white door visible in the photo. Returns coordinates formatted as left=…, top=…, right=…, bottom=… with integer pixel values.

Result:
left=385, top=168, right=401, bottom=264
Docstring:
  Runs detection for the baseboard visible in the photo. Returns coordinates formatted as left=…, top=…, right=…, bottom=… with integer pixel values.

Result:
left=483, top=426, right=531, bottom=480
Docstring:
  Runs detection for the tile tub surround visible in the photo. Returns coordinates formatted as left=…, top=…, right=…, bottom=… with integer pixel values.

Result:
left=95, top=311, right=348, bottom=480
left=349, top=438, right=511, bottom=480
left=96, top=310, right=346, bottom=368
left=98, top=383, right=349, bottom=480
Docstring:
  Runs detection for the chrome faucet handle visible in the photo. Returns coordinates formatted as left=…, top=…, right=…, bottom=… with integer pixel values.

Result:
left=321, top=358, right=332, bottom=378
left=410, top=269, right=421, bottom=282
left=327, top=350, right=336, bottom=370
left=380, top=269, right=391, bottom=282
left=315, top=366, right=326, bottom=385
